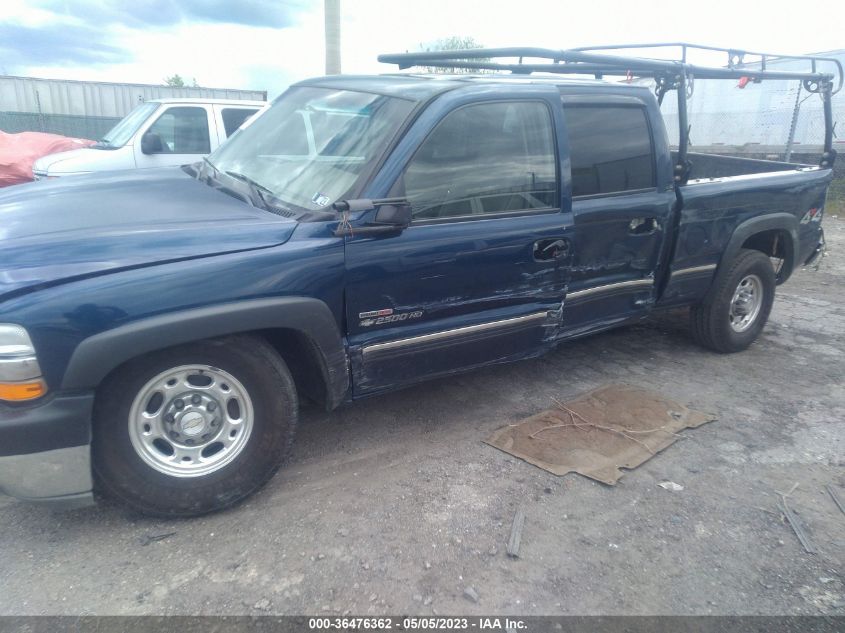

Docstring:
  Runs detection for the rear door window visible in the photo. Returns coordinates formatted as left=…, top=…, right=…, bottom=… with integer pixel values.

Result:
left=221, top=108, right=259, bottom=137
left=563, top=105, right=655, bottom=197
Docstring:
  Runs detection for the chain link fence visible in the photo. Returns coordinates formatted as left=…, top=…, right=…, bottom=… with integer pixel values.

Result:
left=0, top=111, right=120, bottom=141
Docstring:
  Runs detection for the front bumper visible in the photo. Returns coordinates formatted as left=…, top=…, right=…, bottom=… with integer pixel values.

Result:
left=0, top=393, right=95, bottom=508
left=0, top=446, right=93, bottom=508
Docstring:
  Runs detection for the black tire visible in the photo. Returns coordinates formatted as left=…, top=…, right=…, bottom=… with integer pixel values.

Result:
left=92, top=335, right=298, bottom=517
left=690, top=248, right=776, bottom=353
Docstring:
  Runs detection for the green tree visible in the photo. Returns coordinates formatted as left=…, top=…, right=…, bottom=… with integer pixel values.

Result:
left=419, top=36, right=490, bottom=74
left=163, top=74, right=186, bottom=87
left=163, top=75, right=201, bottom=88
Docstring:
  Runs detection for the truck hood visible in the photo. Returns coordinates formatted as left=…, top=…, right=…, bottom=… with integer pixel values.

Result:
left=0, top=168, right=298, bottom=299
left=33, top=146, right=132, bottom=175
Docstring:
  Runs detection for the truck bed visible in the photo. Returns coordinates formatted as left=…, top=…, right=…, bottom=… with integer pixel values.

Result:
left=658, top=165, right=832, bottom=308
left=671, top=150, right=813, bottom=180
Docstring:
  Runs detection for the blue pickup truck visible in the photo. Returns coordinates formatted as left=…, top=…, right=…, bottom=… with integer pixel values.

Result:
left=0, top=45, right=838, bottom=515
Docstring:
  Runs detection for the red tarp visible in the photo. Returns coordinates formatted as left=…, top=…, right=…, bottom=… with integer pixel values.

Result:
left=0, top=131, right=95, bottom=187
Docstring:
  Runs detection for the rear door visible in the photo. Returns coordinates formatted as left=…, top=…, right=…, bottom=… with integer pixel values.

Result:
left=213, top=105, right=261, bottom=145
left=344, top=88, right=574, bottom=395
left=559, top=94, right=675, bottom=335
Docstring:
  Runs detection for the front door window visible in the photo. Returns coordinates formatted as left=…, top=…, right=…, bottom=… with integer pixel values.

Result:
left=146, top=106, right=211, bottom=154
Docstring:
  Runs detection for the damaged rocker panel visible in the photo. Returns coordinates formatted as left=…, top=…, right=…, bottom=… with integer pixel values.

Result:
left=565, top=278, right=654, bottom=301
left=361, top=311, right=551, bottom=356
left=670, top=263, right=717, bottom=278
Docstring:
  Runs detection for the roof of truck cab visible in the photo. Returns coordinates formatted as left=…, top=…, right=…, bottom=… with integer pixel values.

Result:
left=295, top=73, right=650, bottom=101
left=145, top=98, right=265, bottom=105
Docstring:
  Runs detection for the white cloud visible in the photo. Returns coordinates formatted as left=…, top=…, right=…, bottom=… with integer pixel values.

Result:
left=3, top=0, right=68, bottom=27
left=5, top=0, right=844, bottom=97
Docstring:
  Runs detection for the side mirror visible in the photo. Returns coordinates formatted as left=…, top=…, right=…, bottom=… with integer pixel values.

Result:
left=332, top=199, right=412, bottom=237
left=373, top=203, right=412, bottom=228
left=141, top=132, right=163, bottom=154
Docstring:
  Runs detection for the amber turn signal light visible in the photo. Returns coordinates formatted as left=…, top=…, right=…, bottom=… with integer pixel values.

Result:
left=0, top=380, right=47, bottom=402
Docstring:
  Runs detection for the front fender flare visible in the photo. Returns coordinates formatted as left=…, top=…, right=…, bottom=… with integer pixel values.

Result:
left=61, top=297, right=349, bottom=408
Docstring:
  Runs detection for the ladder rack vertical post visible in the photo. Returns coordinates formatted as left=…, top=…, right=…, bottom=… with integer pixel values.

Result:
left=821, top=83, right=835, bottom=167
left=675, top=71, right=690, bottom=183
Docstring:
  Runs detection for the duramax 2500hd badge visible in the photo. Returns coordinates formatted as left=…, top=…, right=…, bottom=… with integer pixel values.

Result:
left=358, top=308, right=424, bottom=327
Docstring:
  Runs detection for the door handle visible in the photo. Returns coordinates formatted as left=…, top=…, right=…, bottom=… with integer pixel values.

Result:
left=533, top=238, right=570, bottom=261
left=629, top=217, right=658, bottom=235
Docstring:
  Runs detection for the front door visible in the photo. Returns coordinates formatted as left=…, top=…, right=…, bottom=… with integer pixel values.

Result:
left=134, top=105, right=214, bottom=168
left=344, top=94, right=573, bottom=396
left=559, top=99, right=676, bottom=336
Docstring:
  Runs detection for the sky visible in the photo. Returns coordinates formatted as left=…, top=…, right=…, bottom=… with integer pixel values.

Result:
left=2, top=0, right=843, bottom=99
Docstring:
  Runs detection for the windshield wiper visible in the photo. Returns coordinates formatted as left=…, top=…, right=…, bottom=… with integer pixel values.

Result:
left=199, top=160, right=298, bottom=217
left=196, top=159, right=254, bottom=207
left=224, top=171, right=296, bottom=217
left=224, top=170, right=270, bottom=208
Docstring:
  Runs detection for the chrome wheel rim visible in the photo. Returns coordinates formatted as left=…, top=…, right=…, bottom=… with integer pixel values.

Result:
left=729, top=274, right=763, bottom=333
left=128, top=365, right=254, bottom=478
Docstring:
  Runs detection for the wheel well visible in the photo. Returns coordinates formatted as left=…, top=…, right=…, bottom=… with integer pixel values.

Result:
left=94, top=328, right=334, bottom=411
left=258, top=328, right=331, bottom=409
left=741, top=229, right=794, bottom=282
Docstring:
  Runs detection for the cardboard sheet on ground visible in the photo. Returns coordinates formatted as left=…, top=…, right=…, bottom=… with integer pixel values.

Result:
left=485, top=384, right=716, bottom=484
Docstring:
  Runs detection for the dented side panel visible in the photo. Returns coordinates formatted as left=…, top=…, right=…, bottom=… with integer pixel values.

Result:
left=344, top=212, right=573, bottom=395
left=349, top=307, right=561, bottom=397
left=659, top=167, right=833, bottom=307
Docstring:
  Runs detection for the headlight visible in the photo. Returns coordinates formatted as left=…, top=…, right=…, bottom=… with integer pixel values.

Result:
left=0, top=325, right=47, bottom=402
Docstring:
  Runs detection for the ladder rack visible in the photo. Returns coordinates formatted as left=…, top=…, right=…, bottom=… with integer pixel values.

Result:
left=378, top=44, right=841, bottom=177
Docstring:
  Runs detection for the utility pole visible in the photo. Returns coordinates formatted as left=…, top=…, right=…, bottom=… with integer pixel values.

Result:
left=324, top=0, right=341, bottom=75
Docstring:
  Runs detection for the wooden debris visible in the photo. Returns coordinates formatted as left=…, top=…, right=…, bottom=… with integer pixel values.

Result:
left=778, top=498, right=817, bottom=555
left=827, top=484, right=845, bottom=517
left=507, top=508, right=525, bottom=558
left=139, top=531, right=177, bottom=547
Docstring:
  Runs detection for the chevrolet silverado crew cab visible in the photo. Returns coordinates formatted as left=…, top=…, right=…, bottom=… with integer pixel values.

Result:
left=32, top=98, right=264, bottom=178
left=0, top=45, right=838, bottom=516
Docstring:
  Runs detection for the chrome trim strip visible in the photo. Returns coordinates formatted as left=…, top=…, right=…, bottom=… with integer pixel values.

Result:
left=362, top=311, right=550, bottom=356
left=566, top=278, right=654, bottom=300
left=671, top=264, right=717, bottom=278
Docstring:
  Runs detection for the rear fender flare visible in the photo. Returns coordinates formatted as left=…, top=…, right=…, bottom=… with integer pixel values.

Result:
left=718, top=213, right=799, bottom=285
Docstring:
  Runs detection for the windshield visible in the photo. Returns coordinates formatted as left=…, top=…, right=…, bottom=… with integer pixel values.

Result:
left=206, top=87, right=414, bottom=212
left=98, top=101, right=160, bottom=148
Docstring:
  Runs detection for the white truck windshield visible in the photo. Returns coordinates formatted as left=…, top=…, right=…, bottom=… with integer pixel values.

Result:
left=98, top=102, right=160, bottom=148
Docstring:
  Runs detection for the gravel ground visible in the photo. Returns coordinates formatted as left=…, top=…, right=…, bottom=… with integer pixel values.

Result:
left=0, top=218, right=843, bottom=617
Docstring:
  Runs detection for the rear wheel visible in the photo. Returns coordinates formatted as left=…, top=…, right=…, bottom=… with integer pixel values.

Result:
left=93, top=335, right=297, bottom=516
left=690, top=248, right=776, bottom=353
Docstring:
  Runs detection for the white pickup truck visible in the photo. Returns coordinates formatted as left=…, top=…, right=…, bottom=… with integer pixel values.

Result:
left=33, top=98, right=265, bottom=178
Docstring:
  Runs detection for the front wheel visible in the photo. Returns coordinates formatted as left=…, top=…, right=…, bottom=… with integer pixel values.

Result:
left=93, top=335, right=298, bottom=516
left=690, top=248, right=776, bottom=353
